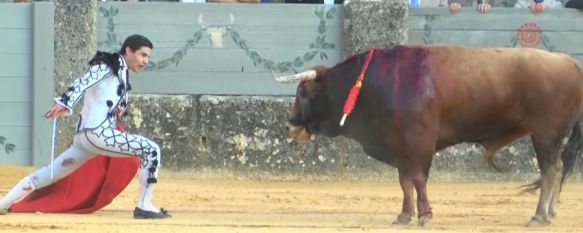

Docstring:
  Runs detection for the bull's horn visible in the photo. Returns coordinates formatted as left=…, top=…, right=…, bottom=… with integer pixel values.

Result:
left=274, top=70, right=317, bottom=83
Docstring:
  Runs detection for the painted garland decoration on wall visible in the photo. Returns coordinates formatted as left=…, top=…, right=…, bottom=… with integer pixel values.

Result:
left=0, top=136, right=16, bottom=154
left=98, top=6, right=337, bottom=73
left=422, top=18, right=556, bottom=51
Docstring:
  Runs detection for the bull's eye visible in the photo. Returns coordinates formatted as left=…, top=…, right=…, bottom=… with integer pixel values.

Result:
left=298, top=88, right=307, bottom=98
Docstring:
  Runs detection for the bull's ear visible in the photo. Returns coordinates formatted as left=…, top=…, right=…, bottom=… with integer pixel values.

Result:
left=273, top=70, right=317, bottom=83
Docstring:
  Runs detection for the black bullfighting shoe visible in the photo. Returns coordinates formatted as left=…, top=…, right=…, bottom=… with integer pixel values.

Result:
left=133, top=207, right=171, bottom=219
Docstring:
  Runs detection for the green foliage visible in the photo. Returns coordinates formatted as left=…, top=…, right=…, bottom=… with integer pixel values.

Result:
left=98, top=6, right=122, bottom=52
left=0, top=136, right=16, bottom=154
left=422, top=15, right=436, bottom=45
left=231, top=6, right=337, bottom=73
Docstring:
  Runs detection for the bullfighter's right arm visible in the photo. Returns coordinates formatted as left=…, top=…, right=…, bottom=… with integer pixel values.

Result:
left=54, top=64, right=111, bottom=115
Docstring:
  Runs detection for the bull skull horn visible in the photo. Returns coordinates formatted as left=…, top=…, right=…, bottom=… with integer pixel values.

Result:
left=274, top=70, right=317, bottom=83
left=227, top=13, right=235, bottom=30
left=198, top=14, right=206, bottom=30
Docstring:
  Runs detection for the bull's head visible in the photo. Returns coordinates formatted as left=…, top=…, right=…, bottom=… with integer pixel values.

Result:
left=274, top=68, right=337, bottom=142
left=198, top=14, right=234, bottom=48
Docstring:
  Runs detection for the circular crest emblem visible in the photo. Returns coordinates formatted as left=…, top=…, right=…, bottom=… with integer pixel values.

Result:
left=516, top=22, right=543, bottom=48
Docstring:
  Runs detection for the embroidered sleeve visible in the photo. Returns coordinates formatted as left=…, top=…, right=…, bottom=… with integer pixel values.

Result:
left=54, top=64, right=111, bottom=115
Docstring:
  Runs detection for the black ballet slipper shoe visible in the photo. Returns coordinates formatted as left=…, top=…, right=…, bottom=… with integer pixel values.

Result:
left=133, top=207, right=171, bottom=219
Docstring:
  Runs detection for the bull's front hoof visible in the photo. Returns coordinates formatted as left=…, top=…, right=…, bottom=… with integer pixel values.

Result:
left=525, top=216, right=550, bottom=227
left=392, top=213, right=412, bottom=225
left=418, top=213, right=433, bottom=227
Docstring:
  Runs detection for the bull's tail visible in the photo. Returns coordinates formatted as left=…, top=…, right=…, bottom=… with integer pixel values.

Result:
left=520, top=120, right=583, bottom=194
left=560, top=120, right=583, bottom=187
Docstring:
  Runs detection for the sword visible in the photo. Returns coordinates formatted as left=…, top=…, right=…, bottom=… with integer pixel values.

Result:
left=50, top=118, right=58, bottom=181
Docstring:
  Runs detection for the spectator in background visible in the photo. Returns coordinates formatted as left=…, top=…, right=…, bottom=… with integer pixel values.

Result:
left=566, top=0, right=583, bottom=8
left=409, top=0, right=422, bottom=7
left=514, top=0, right=563, bottom=14
left=285, top=0, right=343, bottom=4
left=448, top=0, right=494, bottom=14
left=181, top=0, right=260, bottom=2
left=207, top=0, right=260, bottom=2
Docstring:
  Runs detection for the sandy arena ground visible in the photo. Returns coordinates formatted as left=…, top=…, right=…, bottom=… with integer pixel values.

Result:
left=1, top=165, right=583, bottom=233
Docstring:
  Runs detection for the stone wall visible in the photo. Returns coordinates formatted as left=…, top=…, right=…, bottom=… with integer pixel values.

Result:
left=343, top=0, right=408, bottom=56
left=124, top=95, right=546, bottom=182
left=53, top=0, right=97, bottom=153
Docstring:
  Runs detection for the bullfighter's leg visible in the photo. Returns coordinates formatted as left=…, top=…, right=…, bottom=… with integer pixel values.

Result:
left=393, top=167, right=415, bottom=225
left=78, top=125, right=166, bottom=217
left=527, top=134, right=563, bottom=227
left=0, top=139, right=96, bottom=214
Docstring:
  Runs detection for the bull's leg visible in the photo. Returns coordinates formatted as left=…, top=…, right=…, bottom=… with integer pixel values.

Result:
left=526, top=135, right=562, bottom=227
left=393, top=168, right=415, bottom=225
left=547, top=157, right=563, bottom=218
left=412, top=162, right=433, bottom=227
left=402, top=131, right=436, bottom=226
left=481, top=128, right=528, bottom=172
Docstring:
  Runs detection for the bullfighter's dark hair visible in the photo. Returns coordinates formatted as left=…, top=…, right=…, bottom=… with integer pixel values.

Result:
left=88, top=51, right=121, bottom=76
left=119, top=34, right=153, bottom=55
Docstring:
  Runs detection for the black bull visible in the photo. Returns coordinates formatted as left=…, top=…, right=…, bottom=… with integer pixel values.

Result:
left=274, top=45, right=583, bottom=226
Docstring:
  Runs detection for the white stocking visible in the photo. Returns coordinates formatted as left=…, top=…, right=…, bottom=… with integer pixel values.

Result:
left=137, top=168, right=159, bottom=212
left=0, top=176, right=36, bottom=213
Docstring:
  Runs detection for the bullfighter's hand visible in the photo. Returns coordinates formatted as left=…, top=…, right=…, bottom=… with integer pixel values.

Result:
left=529, top=2, right=545, bottom=14
left=115, top=107, right=126, bottom=119
left=44, top=102, right=66, bottom=119
left=477, top=3, right=491, bottom=13
left=449, top=2, right=461, bottom=14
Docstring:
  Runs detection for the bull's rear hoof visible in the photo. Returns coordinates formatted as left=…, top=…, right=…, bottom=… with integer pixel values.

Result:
left=548, top=211, right=557, bottom=218
left=418, top=215, right=432, bottom=227
left=392, top=214, right=412, bottom=225
left=525, top=216, right=550, bottom=227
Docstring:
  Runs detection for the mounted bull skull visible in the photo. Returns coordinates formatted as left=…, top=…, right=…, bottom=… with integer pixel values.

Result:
left=198, top=13, right=235, bottom=48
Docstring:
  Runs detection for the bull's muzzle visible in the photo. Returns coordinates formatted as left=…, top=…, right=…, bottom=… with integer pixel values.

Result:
left=284, top=121, right=311, bottom=142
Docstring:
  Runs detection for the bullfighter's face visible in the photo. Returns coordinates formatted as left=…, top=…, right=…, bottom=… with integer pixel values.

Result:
left=124, top=46, right=151, bottom=73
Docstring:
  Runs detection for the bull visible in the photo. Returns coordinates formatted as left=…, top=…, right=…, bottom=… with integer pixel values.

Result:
left=274, top=45, right=583, bottom=227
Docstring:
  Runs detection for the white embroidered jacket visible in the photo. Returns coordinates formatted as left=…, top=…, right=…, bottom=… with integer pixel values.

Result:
left=55, top=55, right=130, bottom=132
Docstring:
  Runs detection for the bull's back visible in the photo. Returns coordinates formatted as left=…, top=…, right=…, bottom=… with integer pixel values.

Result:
left=423, top=45, right=583, bottom=145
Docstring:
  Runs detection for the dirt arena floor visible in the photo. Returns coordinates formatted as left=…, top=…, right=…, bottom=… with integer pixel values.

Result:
left=2, top=165, right=583, bottom=233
